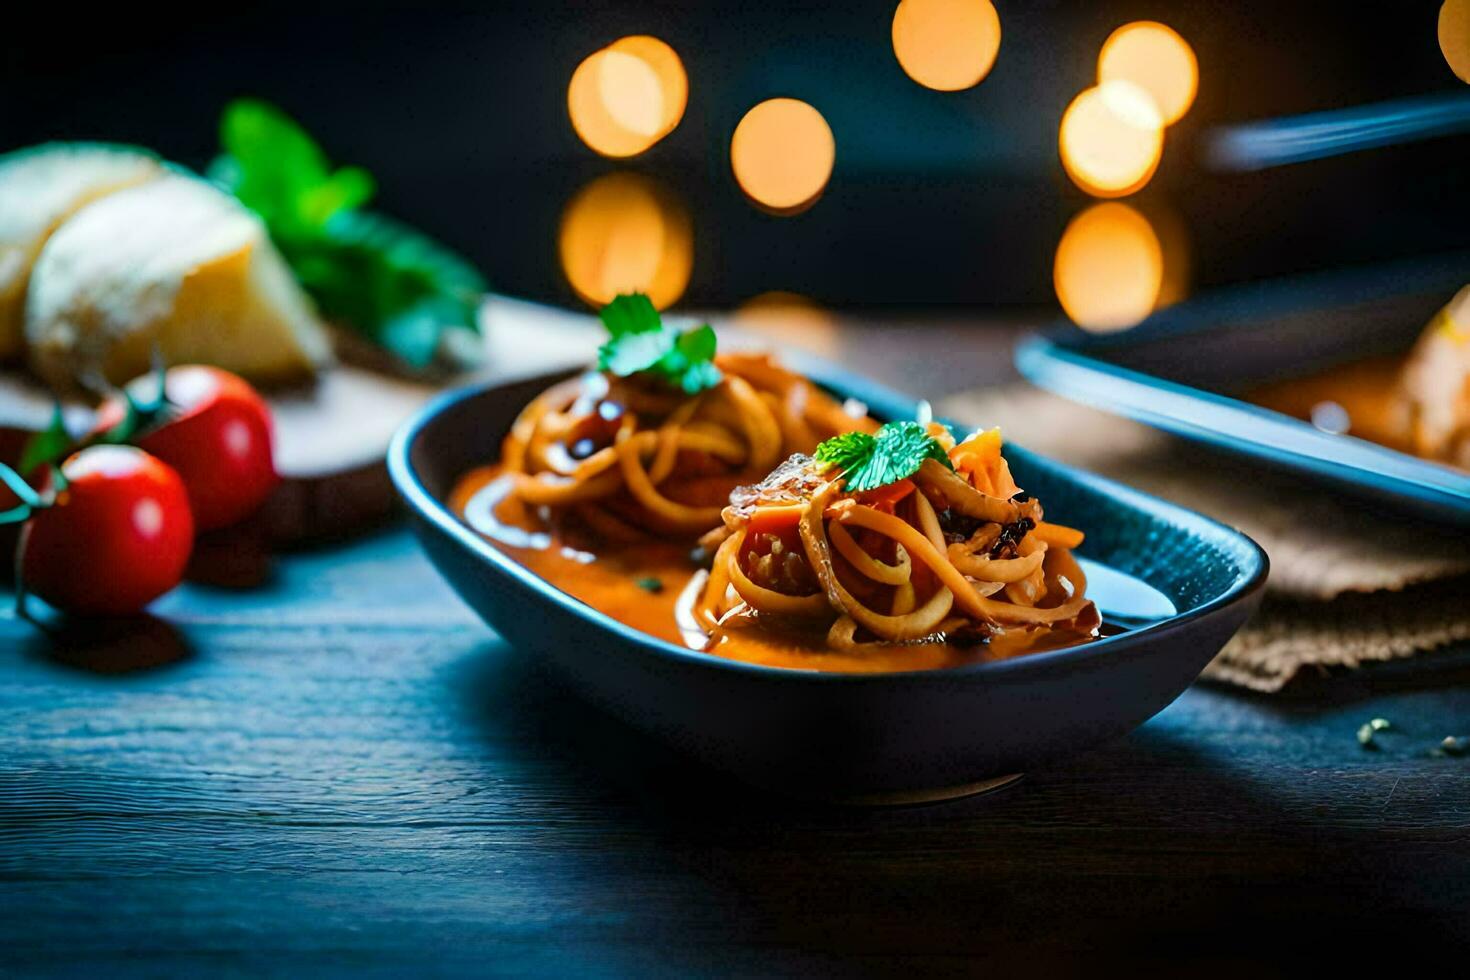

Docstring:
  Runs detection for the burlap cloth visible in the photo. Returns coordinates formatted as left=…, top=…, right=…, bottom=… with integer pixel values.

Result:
left=940, top=385, right=1470, bottom=691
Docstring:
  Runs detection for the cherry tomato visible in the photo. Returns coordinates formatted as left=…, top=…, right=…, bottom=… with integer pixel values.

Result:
left=99, top=366, right=279, bottom=531
left=22, top=445, right=194, bottom=615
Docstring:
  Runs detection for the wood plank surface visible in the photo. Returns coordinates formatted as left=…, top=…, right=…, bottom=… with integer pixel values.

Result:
left=1, top=313, right=1467, bottom=975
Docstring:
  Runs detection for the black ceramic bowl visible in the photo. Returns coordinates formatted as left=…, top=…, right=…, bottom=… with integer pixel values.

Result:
left=389, top=364, right=1267, bottom=802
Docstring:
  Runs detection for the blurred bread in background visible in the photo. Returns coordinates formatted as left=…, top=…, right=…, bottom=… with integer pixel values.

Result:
left=0, top=143, right=163, bottom=362
left=23, top=174, right=331, bottom=393
left=1399, top=283, right=1470, bottom=468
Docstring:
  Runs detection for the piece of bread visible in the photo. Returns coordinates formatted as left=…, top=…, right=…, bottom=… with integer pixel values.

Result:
left=25, top=174, right=332, bottom=392
left=1399, top=284, right=1470, bottom=468
left=0, top=143, right=163, bottom=362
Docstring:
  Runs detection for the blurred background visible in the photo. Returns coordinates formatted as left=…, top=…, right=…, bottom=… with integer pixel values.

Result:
left=6, top=1, right=1468, bottom=321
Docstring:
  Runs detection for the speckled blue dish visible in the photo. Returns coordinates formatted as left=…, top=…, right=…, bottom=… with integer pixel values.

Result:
left=389, top=362, right=1266, bottom=802
left=1017, top=253, right=1470, bottom=528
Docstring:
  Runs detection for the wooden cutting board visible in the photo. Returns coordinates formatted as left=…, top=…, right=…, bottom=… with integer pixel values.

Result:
left=0, top=297, right=602, bottom=545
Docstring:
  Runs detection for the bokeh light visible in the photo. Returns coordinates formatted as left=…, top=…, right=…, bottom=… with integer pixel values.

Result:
left=730, top=98, right=836, bottom=214
left=568, top=36, right=687, bottom=158
left=1053, top=202, right=1164, bottom=332
left=558, top=172, right=693, bottom=309
left=1443, top=0, right=1470, bottom=83
left=891, top=0, right=1002, bottom=92
left=1098, top=22, right=1198, bottom=125
left=1059, top=80, right=1165, bottom=198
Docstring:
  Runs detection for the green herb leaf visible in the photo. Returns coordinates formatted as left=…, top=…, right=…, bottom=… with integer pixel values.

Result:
left=814, top=421, right=954, bottom=492
left=599, top=292, right=661, bottom=338
left=290, top=210, right=487, bottom=368
left=211, top=99, right=484, bottom=367
left=212, top=98, right=373, bottom=238
left=18, top=405, right=72, bottom=476
left=595, top=293, right=722, bottom=394
left=634, top=576, right=664, bottom=594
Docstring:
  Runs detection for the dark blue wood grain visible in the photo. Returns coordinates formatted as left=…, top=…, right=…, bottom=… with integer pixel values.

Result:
left=2, top=528, right=1469, bottom=974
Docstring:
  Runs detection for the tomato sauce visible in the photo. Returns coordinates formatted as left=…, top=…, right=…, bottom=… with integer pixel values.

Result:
left=450, top=465, right=1057, bottom=672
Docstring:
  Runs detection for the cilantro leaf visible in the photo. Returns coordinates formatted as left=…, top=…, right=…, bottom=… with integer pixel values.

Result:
left=210, top=99, right=485, bottom=368
left=813, top=421, right=954, bottom=492
left=813, top=431, right=875, bottom=476
left=287, top=209, right=486, bottom=368
left=595, top=293, right=722, bottom=394
left=599, top=292, right=661, bottom=338
left=212, top=99, right=374, bottom=238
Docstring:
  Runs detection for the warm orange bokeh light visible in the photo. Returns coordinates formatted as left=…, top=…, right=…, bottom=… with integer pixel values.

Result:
left=891, top=0, right=1002, bottom=92
left=1053, top=202, right=1164, bottom=332
left=730, top=98, right=836, bottom=214
left=608, top=36, right=689, bottom=135
left=558, top=173, right=693, bottom=309
left=1059, top=80, right=1164, bottom=198
left=1098, top=21, right=1198, bottom=125
left=1443, top=0, right=1470, bottom=83
left=568, top=36, right=688, bottom=158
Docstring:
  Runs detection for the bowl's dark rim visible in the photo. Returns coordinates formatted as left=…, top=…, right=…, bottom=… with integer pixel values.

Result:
left=388, top=358, right=1268, bottom=685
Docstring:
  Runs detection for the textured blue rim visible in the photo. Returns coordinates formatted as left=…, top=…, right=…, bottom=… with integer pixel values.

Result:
left=388, top=358, right=1267, bottom=684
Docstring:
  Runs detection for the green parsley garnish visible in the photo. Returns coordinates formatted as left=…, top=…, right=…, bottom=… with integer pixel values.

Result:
left=634, top=576, right=665, bottom=594
left=596, top=293, right=722, bottom=394
left=813, top=420, right=954, bottom=493
left=210, top=99, right=486, bottom=368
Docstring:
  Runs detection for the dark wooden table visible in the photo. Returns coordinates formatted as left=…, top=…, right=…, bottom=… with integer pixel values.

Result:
left=3, top=319, right=1469, bottom=974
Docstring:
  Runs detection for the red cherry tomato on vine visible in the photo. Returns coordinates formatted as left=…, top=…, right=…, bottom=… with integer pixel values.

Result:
left=99, top=366, right=279, bottom=532
left=22, top=445, right=194, bottom=615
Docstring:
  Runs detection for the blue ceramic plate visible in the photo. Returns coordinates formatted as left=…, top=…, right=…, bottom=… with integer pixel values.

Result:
left=1017, top=253, right=1470, bottom=528
left=389, top=361, right=1266, bottom=802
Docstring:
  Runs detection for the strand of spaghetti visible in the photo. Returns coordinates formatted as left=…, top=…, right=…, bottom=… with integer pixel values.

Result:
left=614, top=421, right=726, bottom=530
left=891, top=578, right=917, bottom=616
left=514, top=468, right=623, bottom=505
left=947, top=543, right=1046, bottom=583
left=722, top=375, right=783, bottom=472
left=569, top=445, right=622, bottom=481
left=832, top=502, right=1004, bottom=621
left=1044, top=543, right=1089, bottom=599
left=1004, top=536, right=1047, bottom=605
left=759, top=390, right=813, bottom=460
left=1032, top=521, right=1085, bottom=549
left=648, top=427, right=682, bottom=484
left=829, top=522, right=912, bottom=585
left=799, top=484, right=955, bottom=640
left=913, top=459, right=1023, bottom=524
left=675, top=426, right=747, bottom=463
left=726, top=532, right=832, bottom=617
left=991, top=455, right=1021, bottom=499
left=506, top=377, right=583, bottom=471
left=913, top=489, right=947, bottom=551
left=979, top=592, right=1093, bottom=626
left=826, top=615, right=949, bottom=653
left=804, top=394, right=877, bottom=439
left=696, top=531, right=743, bottom=631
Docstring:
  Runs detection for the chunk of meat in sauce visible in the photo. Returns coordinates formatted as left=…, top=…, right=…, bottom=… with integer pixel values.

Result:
left=727, top=453, right=827, bottom=520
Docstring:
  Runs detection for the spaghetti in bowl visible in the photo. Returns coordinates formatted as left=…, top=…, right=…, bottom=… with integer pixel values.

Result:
left=449, top=294, right=1100, bottom=674
left=695, top=425, right=1100, bottom=671
left=391, top=351, right=1267, bottom=798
